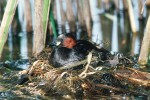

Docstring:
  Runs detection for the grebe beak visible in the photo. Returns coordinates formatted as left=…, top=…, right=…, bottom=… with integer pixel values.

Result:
left=56, top=41, right=61, bottom=46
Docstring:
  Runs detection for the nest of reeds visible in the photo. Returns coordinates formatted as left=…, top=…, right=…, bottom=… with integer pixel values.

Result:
left=18, top=48, right=150, bottom=99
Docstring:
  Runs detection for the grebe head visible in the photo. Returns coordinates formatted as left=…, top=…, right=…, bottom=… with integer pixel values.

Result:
left=56, top=33, right=77, bottom=48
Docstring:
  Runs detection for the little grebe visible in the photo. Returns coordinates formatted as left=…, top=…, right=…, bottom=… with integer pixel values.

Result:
left=49, top=33, right=111, bottom=68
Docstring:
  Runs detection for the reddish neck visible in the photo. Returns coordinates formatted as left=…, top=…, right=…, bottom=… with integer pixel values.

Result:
left=63, top=37, right=77, bottom=48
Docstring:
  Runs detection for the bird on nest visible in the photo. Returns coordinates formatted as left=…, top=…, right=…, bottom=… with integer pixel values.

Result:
left=48, top=33, right=112, bottom=69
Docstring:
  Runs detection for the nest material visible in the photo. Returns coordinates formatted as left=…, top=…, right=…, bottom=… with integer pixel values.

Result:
left=18, top=49, right=150, bottom=99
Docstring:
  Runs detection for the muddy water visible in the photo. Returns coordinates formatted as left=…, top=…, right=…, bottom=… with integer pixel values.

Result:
left=1, top=32, right=32, bottom=61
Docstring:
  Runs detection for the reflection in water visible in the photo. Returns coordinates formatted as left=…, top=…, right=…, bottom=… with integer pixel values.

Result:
left=119, top=11, right=124, bottom=34
left=90, top=0, right=103, bottom=44
left=134, top=36, right=140, bottom=54
left=56, top=0, right=63, bottom=35
left=20, top=32, right=28, bottom=59
left=132, top=0, right=139, bottom=31
left=101, top=14, right=112, bottom=50
left=18, top=0, right=24, bottom=29
left=0, top=1, right=148, bottom=63
left=131, top=34, right=137, bottom=55
left=1, top=32, right=33, bottom=62
left=111, top=11, right=118, bottom=52
left=8, top=29, right=13, bottom=60
left=1, top=0, right=32, bottom=62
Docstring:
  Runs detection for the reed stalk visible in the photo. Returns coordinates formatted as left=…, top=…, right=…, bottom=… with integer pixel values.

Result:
left=0, top=0, right=18, bottom=58
left=138, top=15, right=150, bottom=65
left=114, top=0, right=119, bottom=11
left=89, top=0, right=102, bottom=43
left=82, top=0, right=92, bottom=38
left=59, top=0, right=67, bottom=33
left=146, top=0, right=150, bottom=6
left=127, top=0, right=137, bottom=33
left=33, top=0, right=44, bottom=57
left=59, top=0, right=67, bottom=26
left=123, top=0, right=128, bottom=10
left=102, top=0, right=110, bottom=10
left=56, top=0, right=62, bottom=34
left=42, top=0, right=51, bottom=45
left=75, top=0, right=84, bottom=27
left=138, top=0, right=143, bottom=19
left=66, top=0, right=76, bottom=32
left=130, top=34, right=137, bottom=55
left=24, top=0, right=32, bottom=32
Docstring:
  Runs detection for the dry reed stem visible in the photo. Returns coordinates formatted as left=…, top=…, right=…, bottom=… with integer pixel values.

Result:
left=146, top=0, right=150, bottom=5
left=139, top=0, right=144, bottom=15
left=79, top=51, right=95, bottom=78
left=123, top=0, right=128, bottom=9
left=138, top=14, right=150, bottom=65
left=113, top=0, right=119, bottom=11
left=127, top=68, right=150, bottom=79
left=65, top=0, right=76, bottom=32
left=0, top=0, right=18, bottom=58
left=33, top=0, right=44, bottom=57
left=130, top=34, right=137, bottom=55
left=82, top=0, right=92, bottom=38
left=96, top=84, right=123, bottom=92
left=75, top=0, right=84, bottom=27
left=24, top=0, right=32, bottom=32
left=116, top=73, right=150, bottom=87
left=102, top=0, right=111, bottom=10
left=60, top=0, right=67, bottom=26
left=127, top=0, right=137, bottom=33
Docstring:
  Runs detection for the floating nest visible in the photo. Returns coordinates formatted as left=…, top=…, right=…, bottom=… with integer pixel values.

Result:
left=18, top=48, right=150, bottom=99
